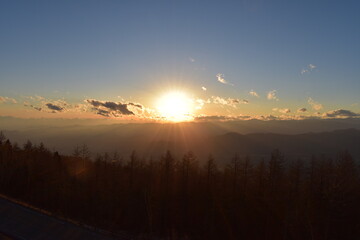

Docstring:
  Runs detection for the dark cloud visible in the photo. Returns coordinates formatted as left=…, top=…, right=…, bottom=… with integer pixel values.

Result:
left=46, top=103, right=64, bottom=112
left=25, top=104, right=42, bottom=112
left=128, top=102, right=143, bottom=109
left=297, top=108, right=307, bottom=113
left=86, top=99, right=143, bottom=116
left=95, top=109, right=112, bottom=117
left=24, top=98, right=67, bottom=113
left=324, top=109, right=359, bottom=118
left=258, top=115, right=278, bottom=120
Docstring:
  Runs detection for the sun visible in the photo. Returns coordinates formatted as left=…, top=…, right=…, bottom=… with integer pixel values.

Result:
left=156, top=91, right=194, bottom=122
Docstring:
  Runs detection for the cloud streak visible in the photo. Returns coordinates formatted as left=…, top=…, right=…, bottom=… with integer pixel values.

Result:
left=308, top=97, right=323, bottom=111
left=216, top=73, right=233, bottom=86
left=0, top=96, right=17, bottom=104
left=212, top=96, right=249, bottom=107
left=301, top=64, right=317, bottom=74
left=273, top=108, right=291, bottom=114
left=24, top=97, right=69, bottom=113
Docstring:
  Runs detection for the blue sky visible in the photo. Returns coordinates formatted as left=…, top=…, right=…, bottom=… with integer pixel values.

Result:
left=0, top=0, right=359, bottom=120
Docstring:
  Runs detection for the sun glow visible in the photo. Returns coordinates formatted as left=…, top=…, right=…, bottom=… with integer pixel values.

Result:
left=156, top=91, right=194, bottom=122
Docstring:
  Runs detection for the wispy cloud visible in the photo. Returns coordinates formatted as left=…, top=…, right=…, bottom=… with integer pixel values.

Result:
left=0, top=96, right=17, bottom=104
left=194, top=98, right=210, bottom=110
left=35, top=95, right=45, bottom=101
left=249, top=90, right=259, bottom=97
left=272, top=108, right=291, bottom=114
left=28, top=105, right=42, bottom=111
left=216, top=73, right=233, bottom=86
left=194, top=114, right=296, bottom=122
left=196, top=109, right=360, bottom=122
left=212, top=96, right=249, bottom=107
left=267, top=90, right=279, bottom=101
left=308, top=97, right=323, bottom=110
left=194, top=115, right=252, bottom=122
left=308, top=64, right=317, bottom=70
left=301, top=69, right=309, bottom=74
left=24, top=96, right=69, bottom=113
left=201, top=86, right=207, bottom=91
left=301, top=64, right=317, bottom=74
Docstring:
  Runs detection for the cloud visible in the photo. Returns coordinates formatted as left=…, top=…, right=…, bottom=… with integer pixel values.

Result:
left=31, top=106, right=42, bottom=111
left=189, top=57, right=195, bottom=63
left=280, top=108, right=291, bottom=114
left=45, top=103, right=64, bottom=112
left=301, top=69, right=309, bottom=74
left=301, top=64, right=317, bottom=74
left=194, top=114, right=324, bottom=122
left=0, top=96, right=17, bottom=104
left=195, top=98, right=210, bottom=110
left=35, top=95, right=45, bottom=101
left=212, top=96, right=230, bottom=105
left=24, top=97, right=69, bottom=113
left=267, top=90, right=279, bottom=101
left=297, top=108, right=307, bottom=113
left=86, top=99, right=143, bottom=117
left=72, top=103, right=89, bottom=113
left=24, top=103, right=42, bottom=112
left=308, top=64, right=317, bottom=70
left=202, top=86, right=207, bottom=91
left=308, top=97, right=323, bottom=110
left=194, top=115, right=252, bottom=122
left=273, top=108, right=291, bottom=114
left=95, top=109, right=112, bottom=117
left=259, top=115, right=278, bottom=120
left=249, top=90, right=259, bottom=97
left=211, top=96, right=248, bottom=107
left=194, top=112, right=347, bottom=122
left=127, top=102, right=143, bottom=109
left=194, top=115, right=233, bottom=121
left=216, top=73, right=233, bottom=86
left=323, top=109, right=360, bottom=118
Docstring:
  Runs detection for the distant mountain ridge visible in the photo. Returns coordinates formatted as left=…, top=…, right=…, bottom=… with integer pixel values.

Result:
left=206, top=128, right=360, bottom=161
left=1, top=117, right=360, bottom=161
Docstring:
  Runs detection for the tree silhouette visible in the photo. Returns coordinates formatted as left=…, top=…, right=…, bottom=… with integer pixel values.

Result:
left=0, top=135, right=359, bottom=239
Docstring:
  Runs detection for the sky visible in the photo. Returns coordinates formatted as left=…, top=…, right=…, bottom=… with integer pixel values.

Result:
left=0, top=0, right=359, bottom=121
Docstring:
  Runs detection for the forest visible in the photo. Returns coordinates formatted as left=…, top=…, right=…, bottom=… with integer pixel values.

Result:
left=0, top=131, right=359, bottom=240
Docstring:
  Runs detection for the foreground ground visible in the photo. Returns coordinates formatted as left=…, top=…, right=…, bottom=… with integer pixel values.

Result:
left=0, top=197, right=124, bottom=240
